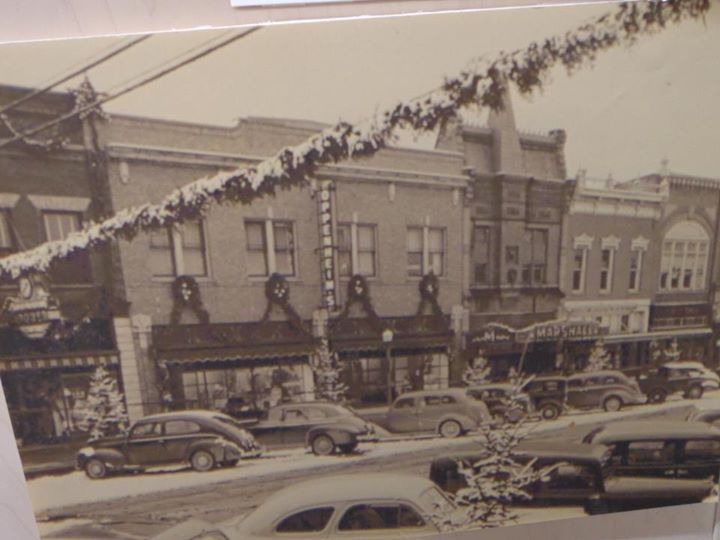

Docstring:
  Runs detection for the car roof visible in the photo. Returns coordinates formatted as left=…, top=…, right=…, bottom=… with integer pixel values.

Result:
left=399, top=388, right=469, bottom=398
left=438, top=441, right=608, bottom=465
left=237, top=474, right=440, bottom=532
left=137, top=410, right=228, bottom=423
left=467, top=383, right=514, bottom=391
left=591, top=421, right=720, bottom=442
left=568, top=370, right=627, bottom=379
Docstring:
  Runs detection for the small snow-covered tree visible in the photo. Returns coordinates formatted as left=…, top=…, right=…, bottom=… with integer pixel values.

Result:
left=312, top=339, right=348, bottom=403
left=463, top=355, right=492, bottom=386
left=584, top=340, right=612, bottom=372
left=664, top=339, right=682, bottom=363
left=77, top=366, right=129, bottom=440
left=429, top=378, right=555, bottom=531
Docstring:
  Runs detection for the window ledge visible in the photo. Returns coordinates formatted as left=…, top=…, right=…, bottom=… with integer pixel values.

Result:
left=151, top=276, right=215, bottom=284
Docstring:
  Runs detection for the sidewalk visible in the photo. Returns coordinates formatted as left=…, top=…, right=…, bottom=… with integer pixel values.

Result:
left=19, top=440, right=84, bottom=478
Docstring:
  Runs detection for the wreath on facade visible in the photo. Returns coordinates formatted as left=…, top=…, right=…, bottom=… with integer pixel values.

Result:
left=339, top=274, right=383, bottom=331
left=416, top=272, right=444, bottom=317
left=169, top=275, right=210, bottom=325
left=260, top=273, right=306, bottom=333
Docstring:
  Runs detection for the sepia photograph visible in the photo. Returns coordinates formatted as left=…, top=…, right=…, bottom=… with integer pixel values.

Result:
left=0, top=0, right=718, bottom=538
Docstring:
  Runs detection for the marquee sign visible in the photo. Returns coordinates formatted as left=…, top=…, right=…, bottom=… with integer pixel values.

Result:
left=471, top=319, right=605, bottom=348
left=2, top=274, right=62, bottom=339
left=316, top=180, right=338, bottom=312
left=471, top=323, right=515, bottom=345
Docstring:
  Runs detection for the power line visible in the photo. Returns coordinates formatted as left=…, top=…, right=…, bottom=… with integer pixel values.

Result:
left=0, top=35, right=151, bottom=117
left=0, top=28, right=259, bottom=151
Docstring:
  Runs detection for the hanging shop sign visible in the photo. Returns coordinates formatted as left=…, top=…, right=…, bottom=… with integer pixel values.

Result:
left=471, top=323, right=516, bottom=345
left=517, top=319, right=604, bottom=343
left=2, top=274, right=62, bottom=339
left=316, top=180, right=337, bottom=312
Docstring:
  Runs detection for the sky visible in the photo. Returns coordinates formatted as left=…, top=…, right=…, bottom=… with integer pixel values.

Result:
left=0, top=2, right=717, bottom=181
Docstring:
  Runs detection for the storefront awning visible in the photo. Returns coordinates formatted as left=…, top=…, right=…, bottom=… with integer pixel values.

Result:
left=156, top=343, right=317, bottom=366
left=0, top=350, right=119, bottom=372
left=602, top=327, right=712, bottom=344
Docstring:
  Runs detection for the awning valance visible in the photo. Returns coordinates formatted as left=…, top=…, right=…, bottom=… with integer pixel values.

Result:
left=602, top=327, right=712, bottom=344
left=0, top=351, right=119, bottom=372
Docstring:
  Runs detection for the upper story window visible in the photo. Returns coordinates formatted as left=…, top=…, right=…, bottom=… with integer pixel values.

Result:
left=43, top=211, right=92, bottom=284
left=149, top=220, right=208, bottom=278
left=628, top=237, right=648, bottom=293
left=523, top=228, right=548, bottom=286
left=245, top=219, right=296, bottom=278
left=472, top=224, right=491, bottom=285
left=571, top=234, right=593, bottom=293
left=0, top=210, right=15, bottom=258
left=599, top=236, right=619, bottom=294
left=407, top=226, right=444, bottom=277
left=337, top=223, right=376, bottom=277
left=659, top=221, right=709, bottom=292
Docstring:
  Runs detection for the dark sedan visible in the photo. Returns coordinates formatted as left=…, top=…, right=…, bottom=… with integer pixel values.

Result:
left=76, top=411, right=262, bottom=479
left=429, top=440, right=714, bottom=514
left=246, top=402, right=377, bottom=456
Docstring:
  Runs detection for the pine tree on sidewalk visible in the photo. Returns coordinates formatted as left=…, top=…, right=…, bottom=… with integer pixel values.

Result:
left=77, top=366, right=129, bottom=440
left=312, top=339, right=348, bottom=403
left=584, top=340, right=612, bottom=372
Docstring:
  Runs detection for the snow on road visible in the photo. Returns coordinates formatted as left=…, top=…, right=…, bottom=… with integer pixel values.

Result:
left=29, top=393, right=720, bottom=515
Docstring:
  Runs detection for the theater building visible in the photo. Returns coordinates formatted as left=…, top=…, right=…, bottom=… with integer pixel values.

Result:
left=0, top=84, right=125, bottom=445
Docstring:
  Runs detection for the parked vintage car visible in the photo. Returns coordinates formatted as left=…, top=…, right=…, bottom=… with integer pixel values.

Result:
left=246, top=402, right=377, bottom=456
left=566, top=370, right=644, bottom=413
left=521, top=376, right=567, bottom=420
left=465, top=383, right=533, bottom=423
left=76, top=411, right=262, bottom=479
left=385, top=389, right=491, bottom=437
left=663, top=361, right=720, bottom=390
left=637, top=365, right=707, bottom=402
left=429, top=440, right=715, bottom=515
left=687, top=407, right=720, bottom=427
left=583, top=420, right=720, bottom=480
left=152, top=473, right=458, bottom=539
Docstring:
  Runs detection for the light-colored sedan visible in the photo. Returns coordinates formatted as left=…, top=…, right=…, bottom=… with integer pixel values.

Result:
left=152, top=473, right=456, bottom=540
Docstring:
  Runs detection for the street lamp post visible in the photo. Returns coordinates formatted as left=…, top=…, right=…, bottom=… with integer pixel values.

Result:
left=383, top=328, right=394, bottom=406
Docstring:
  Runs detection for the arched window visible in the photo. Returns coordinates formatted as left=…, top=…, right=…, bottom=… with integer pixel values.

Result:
left=659, top=221, right=709, bottom=291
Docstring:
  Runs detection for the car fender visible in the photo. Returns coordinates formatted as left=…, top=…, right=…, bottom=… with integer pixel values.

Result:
left=601, top=391, right=629, bottom=403
left=305, top=426, right=357, bottom=447
left=77, top=447, right=126, bottom=470
left=185, top=438, right=227, bottom=463
left=436, top=413, right=477, bottom=433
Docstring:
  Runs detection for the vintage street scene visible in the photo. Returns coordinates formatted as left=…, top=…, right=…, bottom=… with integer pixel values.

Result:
left=0, top=1, right=718, bottom=538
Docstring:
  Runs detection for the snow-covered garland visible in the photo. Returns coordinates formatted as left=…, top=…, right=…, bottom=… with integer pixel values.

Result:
left=0, top=0, right=710, bottom=280
left=0, top=113, right=68, bottom=152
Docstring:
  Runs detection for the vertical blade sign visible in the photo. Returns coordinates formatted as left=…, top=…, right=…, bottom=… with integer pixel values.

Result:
left=317, top=180, right=337, bottom=312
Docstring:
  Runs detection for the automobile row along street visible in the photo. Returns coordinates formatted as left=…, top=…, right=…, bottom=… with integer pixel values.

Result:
left=35, top=392, right=719, bottom=540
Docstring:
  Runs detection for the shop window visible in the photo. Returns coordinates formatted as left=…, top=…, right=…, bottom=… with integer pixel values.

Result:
left=149, top=220, right=208, bottom=278
left=407, top=226, right=444, bottom=277
left=472, top=224, right=491, bottom=285
left=337, top=222, right=376, bottom=277
left=659, top=221, right=709, bottom=291
left=245, top=219, right=296, bottom=277
left=0, top=210, right=14, bottom=257
left=276, top=507, right=334, bottom=533
left=43, top=211, right=92, bottom=284
left=338, top=504, right=425, bottom=530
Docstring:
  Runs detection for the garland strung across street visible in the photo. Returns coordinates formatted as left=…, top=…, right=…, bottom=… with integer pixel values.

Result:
left=0, top=0, right=710, bottom=280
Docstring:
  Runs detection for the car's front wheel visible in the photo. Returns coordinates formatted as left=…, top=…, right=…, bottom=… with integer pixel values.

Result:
left=648, top=388, right=667, bottom=403
left=439, top=420, right=463, bottom=438
left=311, top=435, right=336, bottom=456
left=190, top=450, right=216, bottom=472
left=685, top=385, right=704, bottom=400
left=538, top=402, right=561, bottom=421
left=603, top=396, right=623, bottom=412
left=84, top=458, right=108, bottom=480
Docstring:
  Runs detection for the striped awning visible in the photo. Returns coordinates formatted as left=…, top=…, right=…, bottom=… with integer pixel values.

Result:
left=0, top=351, right=120, bottom=372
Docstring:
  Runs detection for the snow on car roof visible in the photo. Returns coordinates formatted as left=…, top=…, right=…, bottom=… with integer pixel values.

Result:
left=138, top=410, right=231, bottom=423
left=236, top=473, right=440, bottom=533
left=592, top=421, right=720, bottom=442
left=568, top=370, right=628, bottom=379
